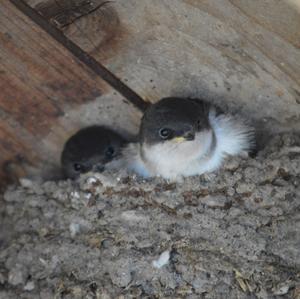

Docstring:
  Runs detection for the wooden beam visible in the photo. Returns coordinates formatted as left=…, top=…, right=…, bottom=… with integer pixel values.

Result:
left=0, top=1, right=141, bottom=187
left=10, top=0, right=149, bottom=112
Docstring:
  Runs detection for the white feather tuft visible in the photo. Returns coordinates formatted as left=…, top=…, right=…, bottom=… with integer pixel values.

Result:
left=209, top=112, right=255, bottom=156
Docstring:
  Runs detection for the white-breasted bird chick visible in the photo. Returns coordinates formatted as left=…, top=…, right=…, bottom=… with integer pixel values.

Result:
left=109, top=97, right=254, bottom=181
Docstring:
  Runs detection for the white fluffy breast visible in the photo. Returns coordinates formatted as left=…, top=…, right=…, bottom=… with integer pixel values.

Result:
left=141, top=129, right=213, bottom=179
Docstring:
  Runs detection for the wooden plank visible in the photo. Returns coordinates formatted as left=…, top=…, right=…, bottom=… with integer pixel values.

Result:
left=11, top=0, right=148, bottom=112
left=26, top=0, right=300, bottom=132
left=0, top=1, right=141, bottom=187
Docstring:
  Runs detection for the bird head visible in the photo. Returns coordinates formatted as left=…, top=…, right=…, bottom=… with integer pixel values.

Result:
left=61, top=126, right=125, bottom=179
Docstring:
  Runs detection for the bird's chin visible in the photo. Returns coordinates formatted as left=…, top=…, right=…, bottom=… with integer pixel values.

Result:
left=141, top=129, right=214, bottom=172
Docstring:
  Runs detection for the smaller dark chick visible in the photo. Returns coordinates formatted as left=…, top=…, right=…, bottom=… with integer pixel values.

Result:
left=61, top=126, right=126, bottom=179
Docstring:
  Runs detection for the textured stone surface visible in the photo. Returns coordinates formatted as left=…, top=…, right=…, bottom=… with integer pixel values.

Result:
left=0, top=133, right=299, bottom=298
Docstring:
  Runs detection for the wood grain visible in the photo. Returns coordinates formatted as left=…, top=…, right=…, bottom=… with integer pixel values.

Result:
left=0, top=1, right=141, bottom=187
left=27, top=0, right=300, bottom=132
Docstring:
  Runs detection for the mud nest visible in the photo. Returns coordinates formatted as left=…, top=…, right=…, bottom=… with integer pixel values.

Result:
left=0, top=133, right=299, bottom=299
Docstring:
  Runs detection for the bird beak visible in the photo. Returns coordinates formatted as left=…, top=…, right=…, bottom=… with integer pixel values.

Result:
left=184, top=132, right=195, bottom=141
left=173, top=132, right=195, bottom=143
left=173, top=136, right=186, bottom=143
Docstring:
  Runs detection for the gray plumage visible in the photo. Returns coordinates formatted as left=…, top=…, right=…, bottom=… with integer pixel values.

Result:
left=61, top=126, right=126, bottom=179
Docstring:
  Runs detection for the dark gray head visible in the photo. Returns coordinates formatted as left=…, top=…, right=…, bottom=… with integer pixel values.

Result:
left=139, top=97, right=211, bottom=145
left=61, top=126, right=126, bottom=179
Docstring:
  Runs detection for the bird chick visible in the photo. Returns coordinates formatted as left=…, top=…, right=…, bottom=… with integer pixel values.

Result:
left=119, top=97, right=254, bottom=181
left=61, top=126, right=126, bottom=179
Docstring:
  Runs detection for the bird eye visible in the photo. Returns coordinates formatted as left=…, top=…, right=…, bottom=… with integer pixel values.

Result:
left=159, top=128, right=172, bottom=139
left=105, top=146, right=115, bottom=158
left=73, top=163, right=82, bottom=172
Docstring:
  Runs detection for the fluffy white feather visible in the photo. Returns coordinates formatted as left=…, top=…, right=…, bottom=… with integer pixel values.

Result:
left=110, top=110, right=254, bottom=180
left=209, top=110, right=254, bottom=155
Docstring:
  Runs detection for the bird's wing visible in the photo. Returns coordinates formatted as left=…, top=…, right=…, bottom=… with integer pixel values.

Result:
left=106, top=143, right=150, bottom=177
left=122, top=143, right=151, bottom=177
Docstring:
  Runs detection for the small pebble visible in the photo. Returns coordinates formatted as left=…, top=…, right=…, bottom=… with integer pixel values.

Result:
left=23, top=281, right=35, bottom=291
left=152, top=250, right=170, bottom=269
